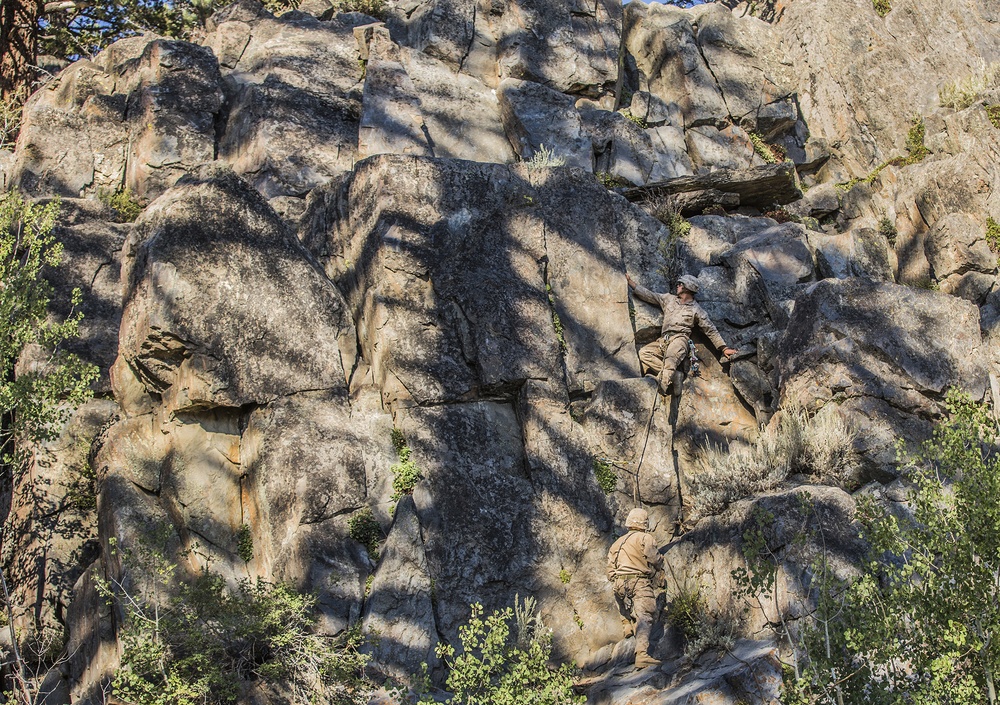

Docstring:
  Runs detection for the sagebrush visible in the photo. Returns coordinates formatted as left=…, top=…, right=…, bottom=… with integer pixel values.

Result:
left=524, top=144, right=567, bottom=169
left=939, top=63, right=1000, bottom=110
left=691, top=405, right=857, bottom=517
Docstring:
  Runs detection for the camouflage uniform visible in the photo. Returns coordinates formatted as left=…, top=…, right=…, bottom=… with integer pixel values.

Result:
left=606, top=510, right=663, bottom=667
left=632, top=283, right=729, bottom=393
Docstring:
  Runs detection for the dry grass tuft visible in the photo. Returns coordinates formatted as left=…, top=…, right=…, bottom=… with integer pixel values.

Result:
left=690, top=405, right=858, bottom=518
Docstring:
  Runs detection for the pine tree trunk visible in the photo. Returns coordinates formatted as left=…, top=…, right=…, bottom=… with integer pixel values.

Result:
left=0, top=0, right=40, bottom=99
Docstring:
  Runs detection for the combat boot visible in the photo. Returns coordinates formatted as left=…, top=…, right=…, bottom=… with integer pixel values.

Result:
left=634, top=651, right=662, bottom=669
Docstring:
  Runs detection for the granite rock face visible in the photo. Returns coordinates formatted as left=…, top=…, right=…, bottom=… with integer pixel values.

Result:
left=6, top=0, right=1000, bottom=702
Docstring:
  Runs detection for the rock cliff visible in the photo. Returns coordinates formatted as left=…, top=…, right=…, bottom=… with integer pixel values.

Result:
left=3, top=0, right=1000, bottom=702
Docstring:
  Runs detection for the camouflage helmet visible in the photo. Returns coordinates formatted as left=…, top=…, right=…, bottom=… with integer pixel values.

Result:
left=625, top=508, right=649, bottom=531
left=677, top=275, right=700, bottom=294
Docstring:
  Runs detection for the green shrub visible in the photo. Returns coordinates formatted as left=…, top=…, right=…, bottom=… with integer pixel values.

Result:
left=620, top=109, right=647, bottom=129
left=987, top=104, right=1000, bottom=128
left=595, top=172, right=629, bottom=189
left=235, top=524, right=253, bottom=564
left=904, top=117, right=930, bottom=162
left=426, top=597, right=583, bottom=705
left=102, top=533, right=372, bottom=705
left=782, top=391, right=1000, bottom=704
left=878, top=214, right=897, bottom=246
left=592, top=458, right=617, bottom=495
left=545, top=284, right=567, bottom=354
left=872, top=0, right=891, bottom=16
left=0, top=193, right=98, bottom=462
left=390, top=431, right=423, bottom=501
left=99, top=187, right=145, bottom=222
left=558, top=569, right=571, bottom=585
left=641, top=200, right=691, bottom=284
left=348, top=508, right=383, bottom=560
left=986, top=216, right=1000, bottom=253
left=749, top=132, right=783, bottom=164
left=64, top=461, right=97, bottom=512
left=665, top=582, right=741, bottom=658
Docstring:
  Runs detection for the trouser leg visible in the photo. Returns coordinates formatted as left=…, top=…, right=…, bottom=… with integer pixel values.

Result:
left=631, top=579, right=657, bottom=657
left=658, top=336, right=688, bottom=391
left=638, top=340, right=664, bottom=377
left=613, top=588, right=635, bottom=638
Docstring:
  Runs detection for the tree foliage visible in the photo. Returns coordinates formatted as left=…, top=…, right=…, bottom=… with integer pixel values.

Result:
left=40, top=0, right=224, bottom=62
left=780, top=391, right=1000, bottom=704
left=102, top=528, right=373, bottom=705
left=427, top=597, right=583, bottom=705
left=0, top=192, right=97, bottom=465
left=0, top=191, right=97, bottom=703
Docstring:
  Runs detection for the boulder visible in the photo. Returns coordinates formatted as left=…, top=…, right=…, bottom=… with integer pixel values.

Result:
left=356, top=25, right=432, bottom=159
left=302, top=156, right=655, bottom=406
left=692, top=2, right=793, bottom=129
left=811, top=227, right=894, bottom=282
left=777, top=278, right=989, bottom=468
left=685, top=123, right=763, bottom=173
left=384, top=0, right=621, bottom=97
left=623, top=2, right=727, bottom=128
left=498, top=78, right=592, bottom=169
left=402, top=401, right=537, bottom=639
left=216, top=16, right=365, bottom=196
left=362, top=496, right=438, bottom=679
left=627, top=90, right=682, bottom=128
left=403, top=45, right=515, bottom=163
left=382, top=0, right=495, bottom=83
left=240, top=392, right=372, bottom=594
left=123, top=40, right=225, bottom=198
left=494, top=0, right=622, bottom=97
left=924, top=212, right=997, bottom=301
left=722, top=222, right=815, bottom=326
left=119, top=166, right=356, bottom=413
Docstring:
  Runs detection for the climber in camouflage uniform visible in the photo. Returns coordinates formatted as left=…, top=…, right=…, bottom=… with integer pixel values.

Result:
left=606, top=508, right=663, bottom=669
left=626, top=273, right=737, bottom=395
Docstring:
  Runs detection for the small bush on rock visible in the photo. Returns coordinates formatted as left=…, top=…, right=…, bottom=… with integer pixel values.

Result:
left=524, top=144, right=567, bottom=169
left=666, top=581, right=742, bottom=659
left=986, top=216, right=1000, bottom=254
left=0, top=91, right=25, bottom=150
left=99, top=187, right=145, bottom=222
left=424, top=596, right=583, bottom=705
left=878, top=213, right=897, bottom=246
left=691, top=406, right=857, bottom=517
left=348, top=508, right=383, bottom=560
left=329, top=0, right=385, bottom=18
left=390, top=431, right=423, bottom=501
left=872, top=0, right=891, bottom=17
left=939, top=63, right=1000, bottom=110
left=592, top=458, right=617, bottom=494
left=987, top=104, right=1000, bottom=129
